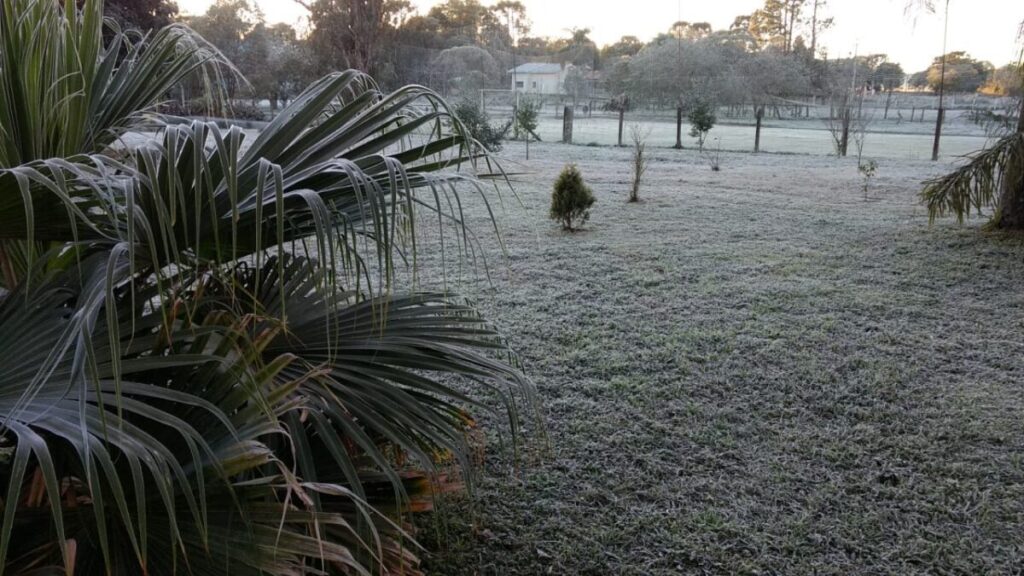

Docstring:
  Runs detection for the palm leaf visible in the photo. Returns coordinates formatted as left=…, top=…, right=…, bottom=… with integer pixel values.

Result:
left=0, top=1, right=532, bottom=573
left=921, top=133, right=1024, bottom=224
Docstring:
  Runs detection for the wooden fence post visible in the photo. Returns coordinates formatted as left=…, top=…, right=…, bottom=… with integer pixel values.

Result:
left=617, top=108, right=625, bottom=147
left=754, top=106, right=764, bottom=153
left=562, top=106, right=574, bottom=144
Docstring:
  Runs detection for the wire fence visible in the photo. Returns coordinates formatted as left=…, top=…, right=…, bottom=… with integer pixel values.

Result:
left=475, top=90, right=1014, bottom=161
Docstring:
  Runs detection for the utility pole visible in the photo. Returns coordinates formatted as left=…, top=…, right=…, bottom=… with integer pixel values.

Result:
left=850, top=43, right=859, bottom=92
left=931, top=0, right=950, bottom=161
left=503, top=7, right=520, bottom=133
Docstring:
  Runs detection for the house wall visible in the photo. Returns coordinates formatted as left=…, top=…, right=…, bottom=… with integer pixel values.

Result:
left=512, top=72, right=563, bottom=95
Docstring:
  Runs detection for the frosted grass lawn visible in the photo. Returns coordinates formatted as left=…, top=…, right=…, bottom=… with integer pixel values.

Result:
left=416, top=141, right=1024, bottom=575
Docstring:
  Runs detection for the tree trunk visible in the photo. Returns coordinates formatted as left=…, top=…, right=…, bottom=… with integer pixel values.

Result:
left=996, top=174, right=1024, bottom=229
left=786, top=1, right=798, bottom=53
left=840, top=107, right=851, bottom=157
left=810, top=0, right=819, bottom=57
left=883, top=89, right=892, bottom=120
left=994, top=98, right=1024, bottom=228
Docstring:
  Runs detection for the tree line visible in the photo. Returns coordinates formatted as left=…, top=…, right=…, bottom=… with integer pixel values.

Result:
left=102, top=0, right=1020, bottom=112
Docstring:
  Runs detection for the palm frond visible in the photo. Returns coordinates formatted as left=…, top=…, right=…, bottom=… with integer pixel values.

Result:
left=0, top=1, right=532, bottom=573
left=0, top=0, right=231, bottom=168
left=921, top=133, right=1024, bottom=224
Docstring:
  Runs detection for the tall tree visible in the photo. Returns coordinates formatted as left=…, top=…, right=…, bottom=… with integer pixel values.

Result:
left=85, top=0, right=179, bottom=30
left=427, top=0, right=495, bottom=45
left=557, top=27, right=599, bottom=68
left=806, top=0, right=833, bottom=57
left=748, top=5, right=786, bottom=50
left=982, top=63, right=1024, bottom=97
left=603, top=35, right=645, bottom=60
left=240, top=22, right=312, bottom=109
left=184, top=0, right=260, bottom=98
left=185, top=0, right=259, bottom=63
left=670, top=21, right=712, bottom=41
left=490, top=0, right=530, bottom=48
left=924, top=51, right=993, bottom=93
left=749, top=0, right=807, bottom=52
left=299, top=0, right=412, bottom=79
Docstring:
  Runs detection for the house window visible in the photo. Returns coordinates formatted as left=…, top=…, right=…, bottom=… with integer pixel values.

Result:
left=532, top=81, right=538, bottom=89
left=515, top=81, right=524, bottom=89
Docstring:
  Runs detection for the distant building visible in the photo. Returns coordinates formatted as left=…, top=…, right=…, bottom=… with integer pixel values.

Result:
left=509, top=63, right=565, bottom=95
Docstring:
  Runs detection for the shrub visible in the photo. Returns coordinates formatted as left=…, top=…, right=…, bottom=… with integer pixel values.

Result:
left=859, top=159, right=878, bottom=199
left=688, top=99, right=717, bottom=151
left=550, top=164, right=596, bottom=231
left=161, top=97, right=267, bottom=121
left=707, top=137, right=722, bottom=172
left=629, top=124, right=650, bottom=202
left=454, top=99, right=511, bottom=152
left=515, top=97, right=541, bottom=159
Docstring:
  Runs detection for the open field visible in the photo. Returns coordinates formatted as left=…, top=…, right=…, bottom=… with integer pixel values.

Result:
left=525, top=111, right=994, bottom=160
left=476, top=94, right=1008, bottom=160
left=414, top=142, right=1024, bottom=575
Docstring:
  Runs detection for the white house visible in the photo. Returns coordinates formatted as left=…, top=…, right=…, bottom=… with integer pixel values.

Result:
left=509, top=63, right=565, bottom=95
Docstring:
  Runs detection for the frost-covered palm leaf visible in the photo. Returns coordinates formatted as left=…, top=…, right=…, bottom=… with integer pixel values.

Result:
left=921, top=132, right=1024, bottom=226
left=0, top=0, right=530, bottom=574
left=201, top=256, right=532, bottom=497
left=0, top=0, right=230, bottom=291
left=1, top=71, right=498, bottom=291
left=0, top=0, right=228, bottom=167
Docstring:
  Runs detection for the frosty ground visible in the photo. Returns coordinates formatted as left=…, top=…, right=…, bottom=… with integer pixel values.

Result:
left=510, top=105, right=995, bottom=160
left=413, top=141, right=1024, bottom=575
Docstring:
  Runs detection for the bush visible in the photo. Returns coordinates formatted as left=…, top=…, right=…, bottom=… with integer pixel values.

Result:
left=161, top=98, right=267, bottom=121
left=550, top=164, right=596, bottom=231
left=516, top=97, right=541, bottom=159
left=629, top=124, right=650, bottom=202
left=226, top=102, right=268, bottom=121
left=688, top=99, right=717, bottom=151
left=453, top=99, right=511, bottom=152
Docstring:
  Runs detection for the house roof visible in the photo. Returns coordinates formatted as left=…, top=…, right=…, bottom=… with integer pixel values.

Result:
left=509, top=63, right=562, bottom=75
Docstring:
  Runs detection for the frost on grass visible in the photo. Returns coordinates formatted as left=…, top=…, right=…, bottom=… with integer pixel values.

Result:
left=412, top=142, right=1024, bottom=575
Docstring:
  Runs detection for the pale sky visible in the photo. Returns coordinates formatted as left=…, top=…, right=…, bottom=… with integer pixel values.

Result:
left=177, top=0, right=1023, bottom=71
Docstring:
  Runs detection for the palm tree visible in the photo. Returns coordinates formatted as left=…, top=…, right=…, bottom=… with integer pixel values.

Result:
left=0, top=0, right=532, bottom=574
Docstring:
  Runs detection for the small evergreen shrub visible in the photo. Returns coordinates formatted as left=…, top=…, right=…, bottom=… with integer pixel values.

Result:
left=516, top=97, right=541, bottom=159
left=453, top=99, right=511, bottom=152
left=688, top=99, right=716, bottom=151
left=550, top=164, right=596, bottom=232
